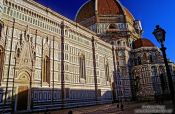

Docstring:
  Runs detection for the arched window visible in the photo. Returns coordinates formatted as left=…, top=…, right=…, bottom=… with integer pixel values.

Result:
left=149, top=54, right=153, bottom=63
left=109, top=24, right=116, bottom=29
left=143, top=53, right=147, bottom=60
left=105, top=62, right=109, bottom=81
left=65, top=30, right=68, bottom=36
left=17, top=48, right=20, bottom=57
left=138, top=57, right=141, bottom=65
left=43, top=55, right=50, bottom=84
left=20, top=34, right=23, bottom=45
left=0, top=46, right=4, bottom=85
left=79, top=54, right=86, bottom=79
left=117, top=41, right=120, bottom=46
left=151, top=66, right=157, bottom=76
left=123, top=42, right=126, bottom=46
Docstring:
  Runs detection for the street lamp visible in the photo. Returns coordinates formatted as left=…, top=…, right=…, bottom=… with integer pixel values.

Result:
left=152, top=25, right=175, bottom=106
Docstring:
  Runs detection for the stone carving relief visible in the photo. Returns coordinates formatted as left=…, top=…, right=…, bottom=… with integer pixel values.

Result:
left=42, top=37, right=51, bottom=85
left=43, top=37, right=49, bottom=57
left=0, top=22, right=5, bottom=46
left=15, top=27, right=36, bottom=82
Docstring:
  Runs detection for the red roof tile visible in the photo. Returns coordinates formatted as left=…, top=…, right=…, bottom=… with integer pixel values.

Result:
left=98, top=0, right=123, bottom=16
left=76, top=0, right=95, bottom=22
left=133, top=38, right=155, bottom=49
left=76, top=0, right=126, bottom=22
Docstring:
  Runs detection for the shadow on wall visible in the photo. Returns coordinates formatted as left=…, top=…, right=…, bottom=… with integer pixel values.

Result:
left=0, top=87, right=113, bottom=113
left=0, top=88, right=3, bottom=104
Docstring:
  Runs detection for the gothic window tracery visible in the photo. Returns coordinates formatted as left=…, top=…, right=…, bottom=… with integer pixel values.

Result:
left=79, top=54, right=86, bottom=79
left=105, top=61, right=109, bottom=81
left=43, top=55, right=50, bottom=84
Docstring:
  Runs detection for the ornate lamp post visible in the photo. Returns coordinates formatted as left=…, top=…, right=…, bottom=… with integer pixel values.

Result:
left=152, top=25, right=175, bottom=106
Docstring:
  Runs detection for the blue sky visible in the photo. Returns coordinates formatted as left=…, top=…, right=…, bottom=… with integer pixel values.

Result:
left=37, top=0, right=175, bottom=62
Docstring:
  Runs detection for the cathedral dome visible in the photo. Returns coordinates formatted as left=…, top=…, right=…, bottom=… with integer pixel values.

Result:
left=124, top=8, right=135, bottom=21
left=76, top=0, right=96, bottom=23
left=75, top=0, right=134, bottom=23
left=133, top=38, right=155, bottom=49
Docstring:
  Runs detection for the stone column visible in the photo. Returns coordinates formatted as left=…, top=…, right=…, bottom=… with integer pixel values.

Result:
left=92, top=36, right=98, bottom=102
left=61, top=21, right=65, bottom=108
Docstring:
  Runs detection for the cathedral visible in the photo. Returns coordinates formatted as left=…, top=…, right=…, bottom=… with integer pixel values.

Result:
left=0, top=0, right=175, bottom=113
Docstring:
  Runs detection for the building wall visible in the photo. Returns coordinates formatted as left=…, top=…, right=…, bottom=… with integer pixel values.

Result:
left=115, top=41, right=132, bottom=101
left=0, top=0, right=115, bottom=112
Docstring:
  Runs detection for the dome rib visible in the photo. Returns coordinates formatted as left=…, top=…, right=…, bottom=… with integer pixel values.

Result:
left=124, top=7, right=135, bottom=21
left=75, top=0, right=136, bottom=30
left=75, top=0, right=130, bottom=22
left=75, top=0, right=95, bottom=22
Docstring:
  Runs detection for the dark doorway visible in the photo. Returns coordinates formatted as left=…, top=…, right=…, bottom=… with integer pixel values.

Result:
left=17, top=86, right=28, bottom=111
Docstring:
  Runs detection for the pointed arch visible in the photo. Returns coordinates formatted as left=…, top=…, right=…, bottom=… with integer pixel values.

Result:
left=42, top=39, right=50, bottom=84
left=18, top=71, right=30, bottom=84
left=43, top=55, right=50, bottom=84
left=79, top=54, right=86, bottom=79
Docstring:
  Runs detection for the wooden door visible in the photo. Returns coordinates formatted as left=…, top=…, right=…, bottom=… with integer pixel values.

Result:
left=17, top=86, right=28, bottom=111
